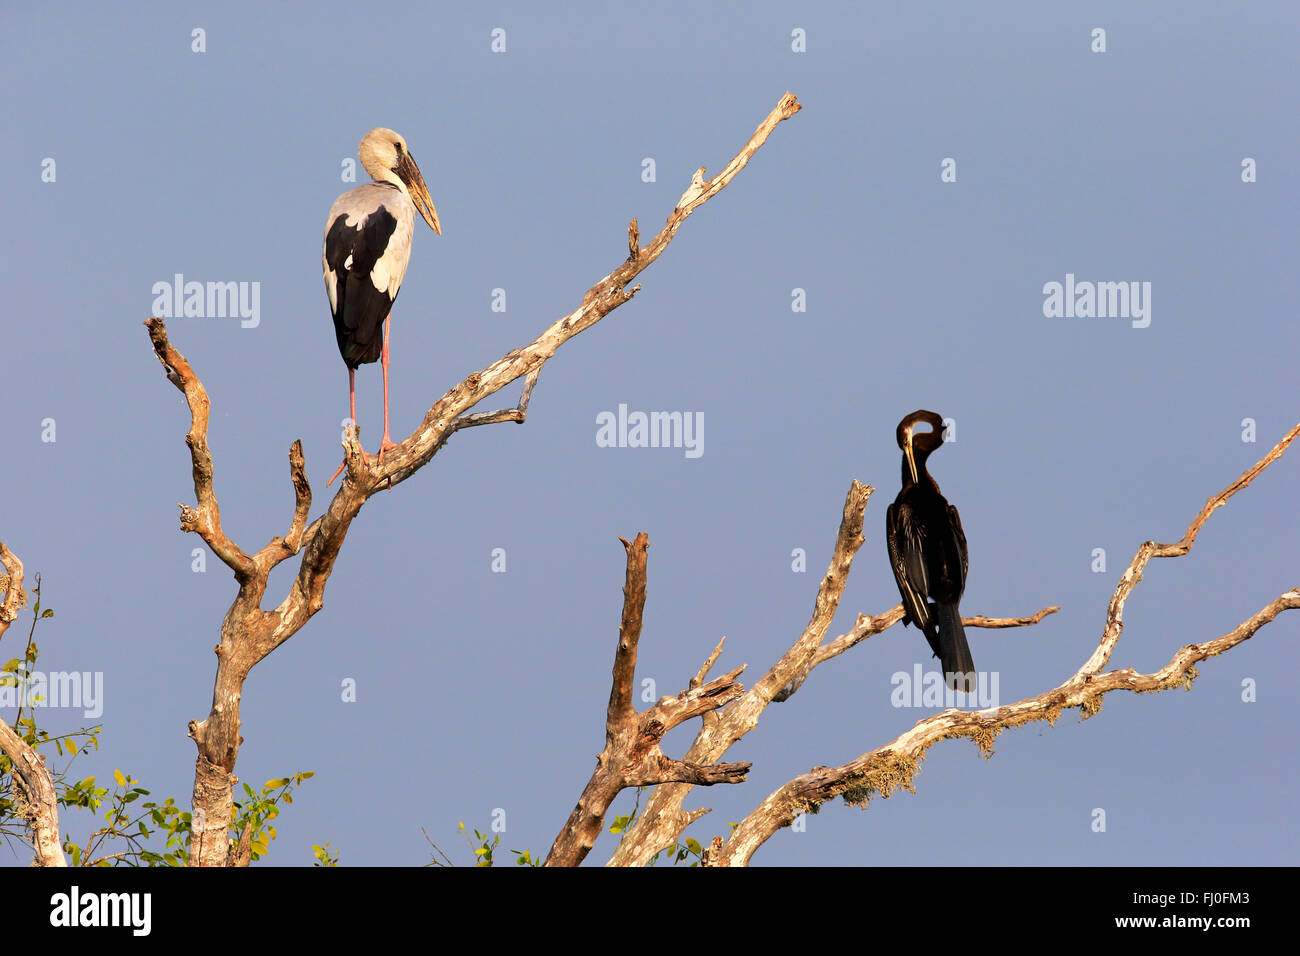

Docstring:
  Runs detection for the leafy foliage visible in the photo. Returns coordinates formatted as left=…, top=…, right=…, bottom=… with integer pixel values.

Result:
left=610, top=786, right=736, bottom=867
left=0, top=578, right=324, bottom=865
left=425, top=821, right=540, bottom=867
left=312, top=841, right=340, bottom=866
left=236, top=773, right=316, bottom=862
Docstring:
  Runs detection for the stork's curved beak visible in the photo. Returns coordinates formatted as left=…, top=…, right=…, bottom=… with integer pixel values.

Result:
left=398, top=151, right=441, bottom=235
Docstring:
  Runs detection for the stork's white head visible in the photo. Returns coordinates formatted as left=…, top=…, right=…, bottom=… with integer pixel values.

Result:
left=358, top=128, right=441, bottom=235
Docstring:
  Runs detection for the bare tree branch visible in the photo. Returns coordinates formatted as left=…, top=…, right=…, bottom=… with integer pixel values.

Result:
left=0, top=540, right=26, bottom=641
left=0, top=543, right=65, bottom=867
left=962, top=608, right=1062, bottom=629
left=608, top=534, right=648, bottom=729
left=710, top=422, right=1300, bottom=866
left=353, top=91, right=803, bottom=496
left=604, top=483, right=1055, bottom=866
left=607, top=479, right=877, bottom=865
left=143, top=93, right=802, bottom=865
left=544, top=534, right=749, bottom=868
left=449, top=366, right=543, bottom=431
left=260, top=439, right=311, bottom=566
left=145, top=322, right=256, bottom=582
left=1083, top=420, right=1300, bottom=677
left=775, top=604, right=1060, bottom=702
left=0, top=722, right=64, bottom=867
left=692, top=636, right=727, bottom=689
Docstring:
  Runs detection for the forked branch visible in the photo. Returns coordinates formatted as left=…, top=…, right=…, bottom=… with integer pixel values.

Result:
left=606, top=480, right=1057, bottom=866
left=544, top=534, right=750, bottom=868
left=143, top=93, right=803, bottom=865
left=710, top=422, right=1300, bottom=866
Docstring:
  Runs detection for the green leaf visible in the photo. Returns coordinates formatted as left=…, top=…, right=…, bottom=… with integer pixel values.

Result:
left=1, top=659, right=19, bottom=673
left=264, top=777, right=289, bottom=788
left=113, top=769, right=126, bottom=787
left=41, top=609, right=54, bottom=618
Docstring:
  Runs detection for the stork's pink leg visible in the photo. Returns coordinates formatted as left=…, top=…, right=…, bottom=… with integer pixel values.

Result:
left=377, top=314, right=399, bottom=463
left=349, top=367, right=374, bottom=463
left=349, top=367, right=358, bottom=438
left=328, top=367, right=370, bottom=486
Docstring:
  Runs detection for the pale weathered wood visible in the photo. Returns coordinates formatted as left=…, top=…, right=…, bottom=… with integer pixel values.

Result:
left=775, top=604, right=1060, bottom=701
left=611, top=427, right=1297, bottom=864
left=0, top=542, right=65, bottom=866
left=144, top=92, right=803, bottom=866
left=607, top=479, right=876, bottom=865
left=710, top=422, right=1300, bottom=866
left=543, top=534, right=749, bottom=867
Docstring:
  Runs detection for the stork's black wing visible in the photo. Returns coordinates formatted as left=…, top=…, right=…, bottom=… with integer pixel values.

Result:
left=324, top=205, right=400, bottom=368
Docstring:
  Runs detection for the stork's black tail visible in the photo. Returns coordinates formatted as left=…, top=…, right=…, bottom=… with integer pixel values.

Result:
left=934, top=603, right=975, bottom=692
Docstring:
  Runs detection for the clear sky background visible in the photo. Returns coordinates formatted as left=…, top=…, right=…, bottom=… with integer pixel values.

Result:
left=1, top=2, right=1296, bottom=867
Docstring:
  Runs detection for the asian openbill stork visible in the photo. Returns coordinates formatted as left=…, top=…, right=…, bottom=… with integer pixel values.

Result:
left=323, top=128, right=441, bottom=480
left=885, top=410, right=975, bottom=692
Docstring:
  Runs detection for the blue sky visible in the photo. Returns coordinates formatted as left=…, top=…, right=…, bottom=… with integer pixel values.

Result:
left=1, top=1, right=1296, bottom=866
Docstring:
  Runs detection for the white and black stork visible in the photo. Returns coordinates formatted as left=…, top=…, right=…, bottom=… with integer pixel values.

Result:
left=323, top=128, right=441, bottom=477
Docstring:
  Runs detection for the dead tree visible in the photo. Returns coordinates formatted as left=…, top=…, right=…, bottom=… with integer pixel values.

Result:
left=3, top=423, right=1295, bottom=868
left=4, top=87, right=1294, bottom=866
left=140, top=93, right=803, bottom=866
left=583, top=423, right=1298, bottom=866
left=543, top=534, right=753, bottom=867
